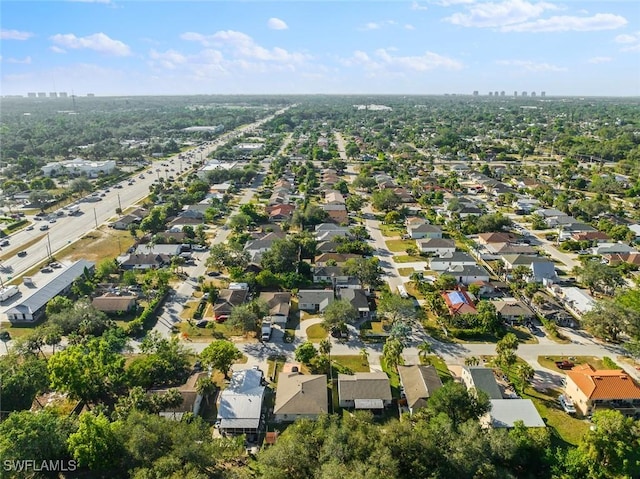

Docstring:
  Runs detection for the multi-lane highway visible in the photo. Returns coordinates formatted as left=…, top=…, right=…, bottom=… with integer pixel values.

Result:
left=0, top=106, right=292, bottom=284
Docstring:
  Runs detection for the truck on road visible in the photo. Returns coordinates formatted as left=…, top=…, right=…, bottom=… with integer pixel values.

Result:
left=68, top=205, right=81, bottom=216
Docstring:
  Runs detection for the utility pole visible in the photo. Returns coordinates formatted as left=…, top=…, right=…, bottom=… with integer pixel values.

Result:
left=46, top=233, right=52, bottom=260
left=93, top=208, right=98, bottom=228
left=117, top=193, right=122, bottom=212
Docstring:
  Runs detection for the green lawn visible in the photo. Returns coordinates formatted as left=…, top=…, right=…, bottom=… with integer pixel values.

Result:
left=385, top=239, right=417, bottom=253
left=537, top=355, right=619, bottom=372
left=405, top=282, right=426, bottom=300
left=397, top=267, right=417, bottom=277
left=306, top=323, right=328, bottom=342
left=176, top=320, right=246, bottom=341
left=392, top=255, right=428, bottom=263
left=380, top=357, right=401, bottom=398
left=331, top=355, right=370, bottom=376
left=379, top=224, right=406, bottom=237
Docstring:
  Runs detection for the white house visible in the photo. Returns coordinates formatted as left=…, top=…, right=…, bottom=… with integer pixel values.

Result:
left=42, top=159, right=116, bottom=177
left=416, top=238, right=456, bottom=256
left=217, top=368, right=265, bottom=436
left=430, top=252, right=476, bottom=271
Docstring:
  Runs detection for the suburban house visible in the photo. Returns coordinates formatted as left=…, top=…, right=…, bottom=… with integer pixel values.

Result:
left=258, top=292, right=291, bottom=324
left=213, top=288, right=249, bottom=322
left=91, top=293, right=137, bottom=314
left=217, top=368, right=265, bottom=436
left=565, top=364, right=640, bottom=417
left=297, top=290, right=335, bottom=313
left=244, top=232, right=286, bottom=262
left=476, top=232, right=518, bottom=246
left=416, top=238, right=456, bottom=256
left=111, top=214, right=142, bottom=231
left=152, top=371, right=208, bottom=421
left=408, top=223, right=443, bottom=240
left=339, top=288, right=370, bottom=319
left=134, top=244, right=182, bottom=257
left=493, top=299, right=534, bottom=322
left=273, top=372, right=328, bottom=422
left=266, top=204, right=295, bottom=222
left=593, top=243, right=636, bottom=256
left=604, top=252, right=640, bottom=267
left=483, top=399, right=546, bottom=429
left=324, top=206, right=349, bottom=225
left=445, top=264, right=491, bottom=286
left=315, top=224, right=350, bottom=242
left=442, top=290, right=477, bottom=316
left=397, top=365, right=443, bottom=415
left=6, top=260, right=95, bottom=324
left=119, top=253, right=171, bottom=270
left=313, top=266, right=357, bottom=288
left=338, top=372, right=392, bottom=410
left=461, top=366, right=503, bottom=400
left=429, top=251, right=476, bottom=271
left=314, top=253, right=361, bottom=266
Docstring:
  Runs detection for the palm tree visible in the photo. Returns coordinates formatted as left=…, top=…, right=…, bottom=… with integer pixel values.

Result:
left=516, top=363, right=535, bottom=394
left=319, top=338, right=332, bottom=356
left=417, top=341, right=433, bottom=365
left=359, top=347, right=369, bottom=366
left=464, top=356, right=480, bottom=367
left=195, top=376, right=217, bottom=406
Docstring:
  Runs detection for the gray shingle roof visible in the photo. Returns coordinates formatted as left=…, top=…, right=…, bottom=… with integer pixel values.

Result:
left=338, top=372, right=392, bottom=402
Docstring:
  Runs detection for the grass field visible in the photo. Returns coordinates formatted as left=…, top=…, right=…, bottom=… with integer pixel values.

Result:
left=393, top=255, right=427, bottom=263
left=306, top=323, right=327, bottom=342
left=63, top=226, right=136, bottom=263
left=379, top=224, right=406, bottom=237
left=397, top=267, right=417, bottom=277
left=537, top=355, right=619, bottom=372
left=385, top=239, right=417, bottom=252
left=176, top=320, right=247, bottom=341
left=331, top=355, right=370, bottom=375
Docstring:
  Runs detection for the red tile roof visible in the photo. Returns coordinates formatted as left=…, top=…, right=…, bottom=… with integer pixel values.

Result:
left=567, top=364, right=640, bottom=400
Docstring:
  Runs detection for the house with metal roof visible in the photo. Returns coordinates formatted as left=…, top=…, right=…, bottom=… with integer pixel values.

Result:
left=273, top=372, right=328, bottom=422
left=483, top=399, right=546, bottom=428
left=338, top=372, right=392, bottom=410
left=461, top=366, right=503, bottom=400
left=217, top=368, right=265, bottom=435
left=398, top=365, right=443, bottom=414
left=6, top=260, right=95, bottom=324
left=565, top=364, right=640, bottom=417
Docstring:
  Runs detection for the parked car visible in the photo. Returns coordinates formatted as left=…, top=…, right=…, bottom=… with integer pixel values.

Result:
left=17, top=251, right=27, bottom=257
left=555, top=360, right=575, bottom=370
left=558, top=394, right=576, bottom=414
left=0, top=240, right=9, bottom=247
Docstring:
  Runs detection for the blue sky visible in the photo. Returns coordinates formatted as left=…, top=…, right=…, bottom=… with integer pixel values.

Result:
left=1, top=0, right=639, bottom=96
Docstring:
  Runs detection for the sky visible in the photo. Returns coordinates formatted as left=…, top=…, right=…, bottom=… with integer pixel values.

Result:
left=1, top=0, right=639, bottom=97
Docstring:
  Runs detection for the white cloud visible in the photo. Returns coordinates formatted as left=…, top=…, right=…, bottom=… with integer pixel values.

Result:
left=445, top=0, right=557, bottom=28
left=50, top=32, right=131, bottom=56
left=50, top=46, right=67, bottom=54
left=588, top=56, right=612, bottom=64
left=411, top=2, right=428, bottom=11
left=1, top=29, right=34, bottom=40
left=360, top=20, right=398, bottom=31
left=502, top=13, right=627, bottom=32
left=614, top=31, right=640, bottom=52
left=181, top=30, right=310, bottom=63
left=267, top=17, right=288, bottom=30
left=341, top=48, right=463, bottom=73
left=615, top=32, right=638, bottom=44
left=405, top=24, right=416, bottom=30
left=149, top=49, right=188, bottom=70
left=4, top=56, right=32, bottom=64
left=496, top=59, right=567, bottom=72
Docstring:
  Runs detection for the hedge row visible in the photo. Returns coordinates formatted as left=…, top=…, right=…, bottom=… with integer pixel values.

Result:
left=125, top=288, right=169, bottom=337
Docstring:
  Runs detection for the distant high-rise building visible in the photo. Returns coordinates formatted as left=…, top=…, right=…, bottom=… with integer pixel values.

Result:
left=531, top=91, right=536, bottom=97
left=500, top=91, right=505, bottom=96
left=49, top=92, right=57, bottom=98
left=473, top=91, right=479, bottom=96
left=488, top=92, right=493, bottom=96
left=87, top=93, right=95, bottom=97
left=514, top=91, right=518, bottom=97
left=541, top=91, right=546, bottom=97
left=27, top=92, right=36, bottom=98
left=37, top=92, right=46, bottom=98
left=494, top=91, right=499, bottom=97
left=521, top=91, right=527, bottom=97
